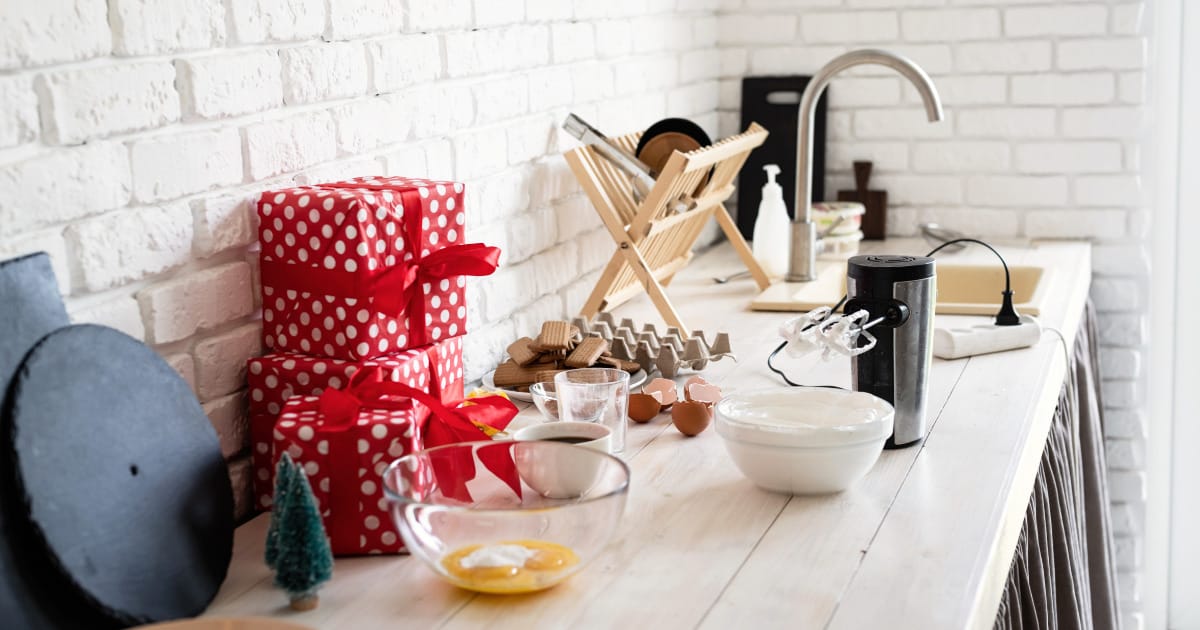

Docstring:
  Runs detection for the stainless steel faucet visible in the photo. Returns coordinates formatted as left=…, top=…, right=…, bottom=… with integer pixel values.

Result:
left=787, top=49, right=945, bottom=282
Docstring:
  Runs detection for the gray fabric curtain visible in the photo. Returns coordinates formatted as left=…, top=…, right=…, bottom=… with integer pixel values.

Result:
left=994, top=303, right=1121, bottom=630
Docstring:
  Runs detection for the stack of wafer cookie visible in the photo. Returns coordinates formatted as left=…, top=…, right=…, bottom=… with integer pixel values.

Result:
left=493, top=320, right=641, bottom=391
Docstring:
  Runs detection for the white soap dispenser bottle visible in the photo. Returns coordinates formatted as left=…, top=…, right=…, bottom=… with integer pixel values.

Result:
left=752, top=164, right=791, bottom=279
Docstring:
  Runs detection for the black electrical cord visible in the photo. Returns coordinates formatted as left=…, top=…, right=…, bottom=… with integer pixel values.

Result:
left=767, top=340, right=844, bottom=389
left=923, top=237, right=1020, bottom=326
left=768, top=294, right=849, bottom=389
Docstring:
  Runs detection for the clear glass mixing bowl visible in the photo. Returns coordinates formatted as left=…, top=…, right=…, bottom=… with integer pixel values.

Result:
left=382, top=441, right=629, bottom=594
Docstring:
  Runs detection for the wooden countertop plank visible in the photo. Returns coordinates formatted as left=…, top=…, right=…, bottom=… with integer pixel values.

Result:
left=698, top=348, right=970, bottom=628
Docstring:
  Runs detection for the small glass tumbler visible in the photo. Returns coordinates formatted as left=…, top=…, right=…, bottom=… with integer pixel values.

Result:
left=554, top=368, right=630, bottom=453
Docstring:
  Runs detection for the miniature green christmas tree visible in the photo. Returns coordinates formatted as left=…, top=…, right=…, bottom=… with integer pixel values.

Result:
left=263, top=452, right=297, bottom=571
left=264, top=452, right=333, bottom=611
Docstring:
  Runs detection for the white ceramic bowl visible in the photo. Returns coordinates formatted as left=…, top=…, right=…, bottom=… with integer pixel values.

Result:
left=714, top=387, right=894, bottom=494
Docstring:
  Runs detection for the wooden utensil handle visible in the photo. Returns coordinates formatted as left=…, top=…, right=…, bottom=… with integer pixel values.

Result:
left=853, top=161, right=873, bottom=193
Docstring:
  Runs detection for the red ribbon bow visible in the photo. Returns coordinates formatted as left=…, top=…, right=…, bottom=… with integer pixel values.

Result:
left=369, top=242, right=501, bottom=318
left=314, top=368, right=521, bottom=521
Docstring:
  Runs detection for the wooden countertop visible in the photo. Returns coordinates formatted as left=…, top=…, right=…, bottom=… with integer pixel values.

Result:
left=205, top=238, right=1092, bottom=629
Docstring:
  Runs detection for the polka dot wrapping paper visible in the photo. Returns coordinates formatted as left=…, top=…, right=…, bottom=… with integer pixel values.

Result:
left=247, top=338, right=465, bottom=512
left=256, top=177, right=500, bottom=361
left=272, top=395, right=421, bottom=555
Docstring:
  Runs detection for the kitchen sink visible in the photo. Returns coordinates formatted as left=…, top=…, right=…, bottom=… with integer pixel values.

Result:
left=749, top=261, right=1049, bottom=316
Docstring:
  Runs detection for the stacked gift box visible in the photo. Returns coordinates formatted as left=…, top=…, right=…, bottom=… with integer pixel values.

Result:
left=248, top=177, right=509, bottom=555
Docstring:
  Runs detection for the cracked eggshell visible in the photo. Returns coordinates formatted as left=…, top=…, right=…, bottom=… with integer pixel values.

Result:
left=684, top=379, right=722, bottom=405
left=671, top=400, right=712, bottom=437
left=682, top=376, right=709, bottom=402
left=644, top=378, right=678, bottom=410
left=628, top=393, right=662, bottom=423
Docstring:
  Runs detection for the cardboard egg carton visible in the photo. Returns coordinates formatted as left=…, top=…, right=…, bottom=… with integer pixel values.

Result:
left=570, top=313, right=735, bottom=378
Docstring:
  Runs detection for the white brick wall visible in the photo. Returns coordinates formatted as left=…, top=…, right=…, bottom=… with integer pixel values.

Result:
left=36, top=62, right=180, bottom=144
left=176, top=51, right=283, bottom=120
left=719, top=1, right=1150, bottom=623
left=0, top=0, right=111, bottom=69
left=0, top=5, right=1154, bottom=618
left=109, top=0, right=226, bottom=56
left=0, top=2, right=721, bottom=522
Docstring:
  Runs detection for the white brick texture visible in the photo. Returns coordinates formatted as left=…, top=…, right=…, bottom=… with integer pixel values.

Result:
left=404, top=0, right=473, bottom=32
left=243, top=110, right=337, bottom=179
left=280, top=43, right=370, bottom=105
left=901, top=9, right=999, bottom=42
left=228, top=0, right=325, bottom=44
left=193, top=192, right=256, bottom=257
left=1004, top=6, right=1109, bottom=38
left=69, top=294, right=146, bottom=340
left=67, top=203, right=194, bottom=291
left=130, top=128, right=244, bottom=203
left=138, top=262, right=255, bottom=343
left=0, top=0, right=111, bottom=70
left=36, top=62, right=180, bottom=145
left=802, top=11, right=898, bottom=44
left=328, top=0, right=404, bottom=39
left=0, top=75, right=39, bottom=149
left=194, top=324, right=262, bottom=400
left=176, top=51, right=283, bottom=120
left=109, top=0, right=226, bottom=56
left=369, top=35, right=441, bottom=93
left=0, top=143, right=131, bottom=237
left=205, top=392, right=249, bottom=458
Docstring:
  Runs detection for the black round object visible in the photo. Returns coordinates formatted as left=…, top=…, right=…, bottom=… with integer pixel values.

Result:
left=635, top=118, right=714, bottom=194
left=635, top=117, right=712, bottom=158
left=847, top=254, right=935, bottom=286
left=2, top=325, right=233, bottom=627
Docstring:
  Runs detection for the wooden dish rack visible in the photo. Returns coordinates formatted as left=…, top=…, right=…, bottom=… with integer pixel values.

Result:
left=563, top=123, right=772, bottom=333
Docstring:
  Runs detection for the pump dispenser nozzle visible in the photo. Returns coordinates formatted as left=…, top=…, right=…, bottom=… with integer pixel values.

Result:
left=762, top=164, right=783, bottom=203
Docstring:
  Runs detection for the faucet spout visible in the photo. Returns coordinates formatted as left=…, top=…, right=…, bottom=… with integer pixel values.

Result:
left=786, top=49, right=943, bottom=282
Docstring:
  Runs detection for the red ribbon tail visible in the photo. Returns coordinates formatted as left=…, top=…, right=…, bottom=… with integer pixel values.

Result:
left=379, top=383, right=522, bottom=500
left=429, top=441, right=476, bottom=504
left=462, top=396, right=520, bottom=432
left=477, top=442, right=523, bottom=499
left=418, top=243, right=502, bottom=278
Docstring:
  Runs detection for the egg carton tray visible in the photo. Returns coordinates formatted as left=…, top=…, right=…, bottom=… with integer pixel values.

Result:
left=570, top=312, right=735, bottom=379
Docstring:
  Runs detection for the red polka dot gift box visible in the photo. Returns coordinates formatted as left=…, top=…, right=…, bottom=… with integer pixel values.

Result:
left=270, top=368, right=519, bottom=555
left=257, top=177, right=501, bottom=361
left=248, top=338, right=465, bottom=511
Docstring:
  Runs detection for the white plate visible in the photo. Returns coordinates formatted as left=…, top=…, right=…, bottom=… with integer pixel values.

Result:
left=482, top=369, right=648, bottom=402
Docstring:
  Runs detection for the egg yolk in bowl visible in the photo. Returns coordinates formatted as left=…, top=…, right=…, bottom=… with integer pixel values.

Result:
left=441, top=540, right=579, bottom=594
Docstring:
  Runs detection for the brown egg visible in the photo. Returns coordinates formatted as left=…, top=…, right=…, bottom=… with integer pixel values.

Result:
left=628, top=393, right=662, bottom=423
left=671, top=400, right=712, bottom=437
